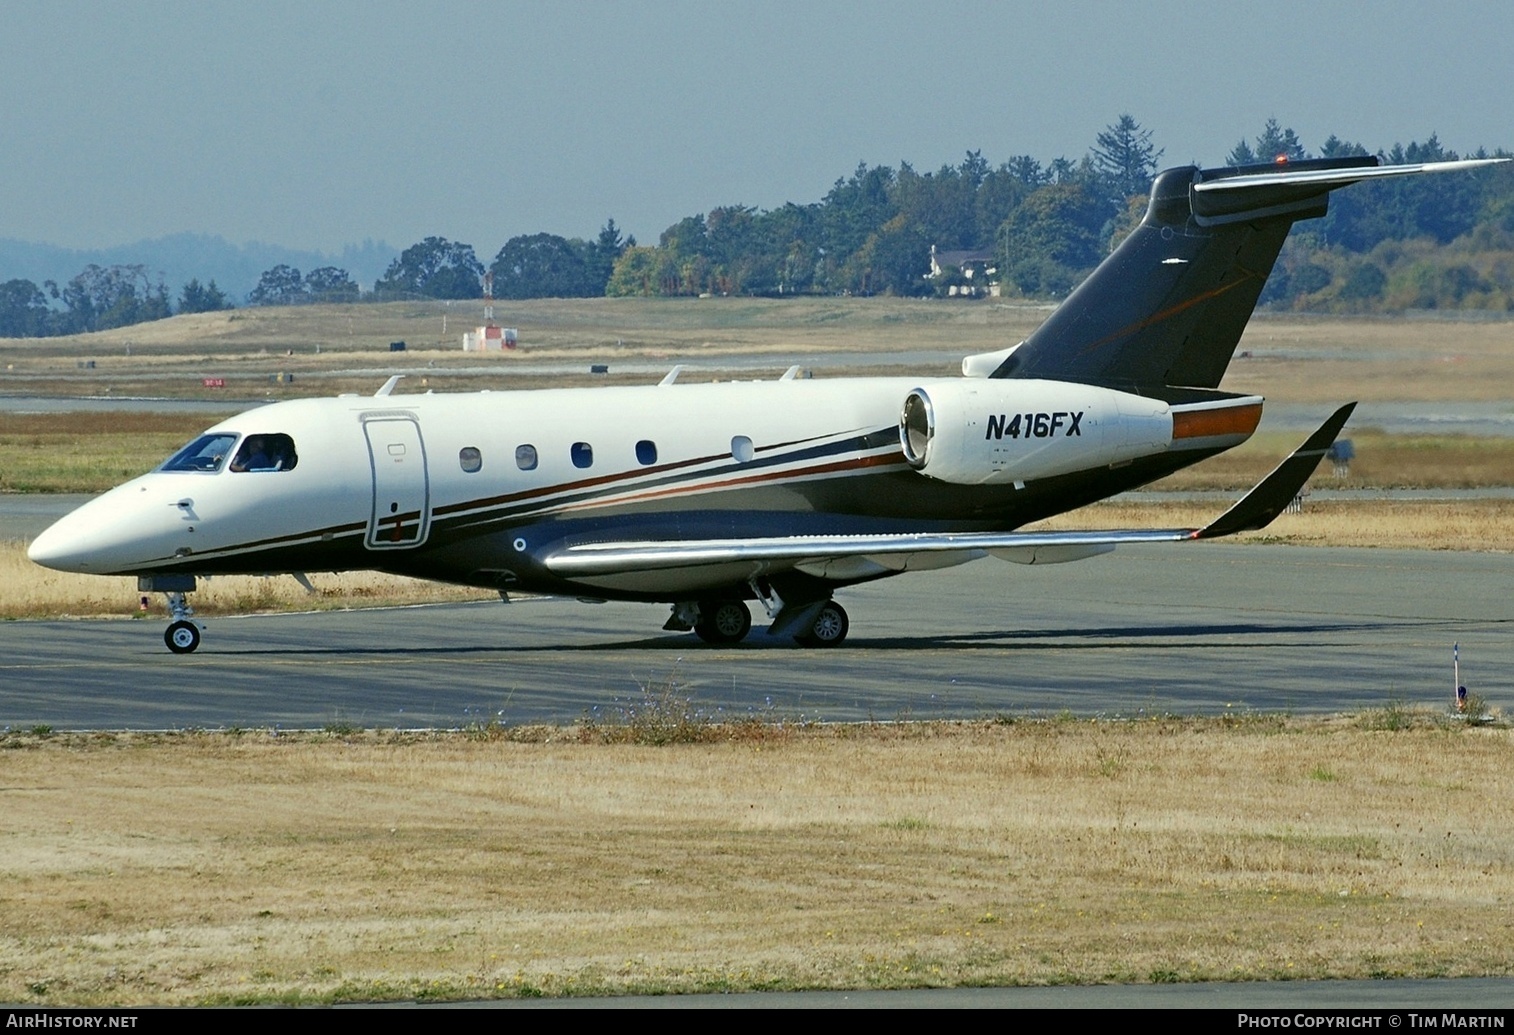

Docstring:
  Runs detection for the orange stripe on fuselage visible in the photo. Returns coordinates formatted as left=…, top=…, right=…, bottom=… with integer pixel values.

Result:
left=1171, top=402, right=1263, bottom=440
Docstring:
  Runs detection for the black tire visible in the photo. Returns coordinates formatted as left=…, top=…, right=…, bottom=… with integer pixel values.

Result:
left=693, top=600, right=752, bottom=644
left=797, top=601, right=848, bottom=648
left=165, top=620, right=201, bottom=654
left=793, top=599, right=853, bottom=647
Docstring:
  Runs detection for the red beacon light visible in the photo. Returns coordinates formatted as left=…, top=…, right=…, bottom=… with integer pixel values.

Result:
left=1274, top=154, right=1289, bottom=165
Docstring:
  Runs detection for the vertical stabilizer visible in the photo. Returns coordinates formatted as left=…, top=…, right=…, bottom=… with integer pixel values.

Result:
left=989, top=156, right=1504, bottom=392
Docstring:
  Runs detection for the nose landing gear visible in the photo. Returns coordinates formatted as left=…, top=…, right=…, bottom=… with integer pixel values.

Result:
left=139, top=576, right=204, bottom=654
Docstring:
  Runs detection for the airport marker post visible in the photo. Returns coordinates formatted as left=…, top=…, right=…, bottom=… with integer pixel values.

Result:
left=1454, top=643, right=1467, bottom=713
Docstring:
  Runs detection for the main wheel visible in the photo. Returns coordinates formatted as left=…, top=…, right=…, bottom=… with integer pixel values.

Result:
left=165, top=620, right=201, bottom=654
left=797, top=601, right=848, bottom=648
left=694, top=600, right=752, bottom=644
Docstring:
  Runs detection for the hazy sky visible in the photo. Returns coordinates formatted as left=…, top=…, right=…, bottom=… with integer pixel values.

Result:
left=3, top=0, right=1510, bottom=255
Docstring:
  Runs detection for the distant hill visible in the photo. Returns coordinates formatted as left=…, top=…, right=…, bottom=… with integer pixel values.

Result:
left=0, top=233, right=397, bottom=302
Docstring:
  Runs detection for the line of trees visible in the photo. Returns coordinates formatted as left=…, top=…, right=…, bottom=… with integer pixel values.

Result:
left=0, top=264, right=234, bottom=338
left=601, top=117, right=1513, bottom=308
left=5, top=116, right=1513, bottom=339
left=238, top=222, right=635, bottom=307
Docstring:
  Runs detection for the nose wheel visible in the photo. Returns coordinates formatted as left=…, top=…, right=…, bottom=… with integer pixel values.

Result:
left=165, top=620, right=202, bottom=654
left=154, top=585, right=204, bottom=654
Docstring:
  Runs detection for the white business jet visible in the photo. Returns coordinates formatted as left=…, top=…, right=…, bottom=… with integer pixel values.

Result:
left=28, top=155, right=1504, bottom=653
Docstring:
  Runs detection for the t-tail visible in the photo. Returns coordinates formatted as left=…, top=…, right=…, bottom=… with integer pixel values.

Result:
left=987, top=156, right=1507, bottom=393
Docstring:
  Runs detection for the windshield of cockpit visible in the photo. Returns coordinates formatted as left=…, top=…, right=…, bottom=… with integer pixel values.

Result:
left=158, top=432, right=299, bottom=473
left=159, top=433, right=239, bottom=473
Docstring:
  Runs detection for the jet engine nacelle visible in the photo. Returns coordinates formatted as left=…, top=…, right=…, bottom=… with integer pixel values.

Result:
left=899, top=379, right=1172, bottom=485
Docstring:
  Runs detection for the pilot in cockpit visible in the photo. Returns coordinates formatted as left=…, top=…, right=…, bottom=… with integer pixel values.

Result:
left=229, top=434, right=297, bottom=472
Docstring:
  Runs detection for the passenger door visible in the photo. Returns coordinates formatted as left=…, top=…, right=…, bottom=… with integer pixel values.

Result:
left=363, top=417, right=430, bottom=549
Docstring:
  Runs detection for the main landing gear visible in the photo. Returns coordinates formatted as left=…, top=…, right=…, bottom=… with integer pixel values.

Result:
left=140, top=576, right=204, bottom=654
left=796, top=600, right=849, bottom=648
left=694, top=600, right=752, bottom=644
left=665, top=596, right=849, bottom=648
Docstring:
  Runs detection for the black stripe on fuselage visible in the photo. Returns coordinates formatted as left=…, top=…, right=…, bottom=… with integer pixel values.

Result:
left=428, top=427, right=899, bottom=535
left=138, top=436, right=1229, bottom=587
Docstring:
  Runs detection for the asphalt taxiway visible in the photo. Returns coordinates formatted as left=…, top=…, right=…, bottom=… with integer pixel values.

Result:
left=2, top=543, right=1507, bottom=730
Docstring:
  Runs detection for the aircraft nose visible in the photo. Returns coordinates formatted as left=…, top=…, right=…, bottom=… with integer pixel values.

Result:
left=26, top=484, right=181, bottom=574
left=28, top=511, right=99, bottom=573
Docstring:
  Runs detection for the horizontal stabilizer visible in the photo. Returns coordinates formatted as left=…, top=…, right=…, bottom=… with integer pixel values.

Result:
left=1195, top=402, right=1355, bottom=539
left=541, top=405, right=1356, bottom=579
left=1193, top=157, right=1507, bottom=195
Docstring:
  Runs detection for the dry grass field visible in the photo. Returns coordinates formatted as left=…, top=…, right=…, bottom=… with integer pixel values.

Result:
left=2, top=717, right=1509, bottom=1005
left=1151, top=430, right=1514, bottom=492
left=0, top=412, right=215, bottom=493
left=3, top=297, right=1512, bottom=401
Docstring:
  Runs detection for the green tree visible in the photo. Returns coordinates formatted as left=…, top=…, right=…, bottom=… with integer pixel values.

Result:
left=1001, top=182, right=1105, bottom=296
left=248, top=265, right=307, bottom=306
left=655, top=215, right=716, bottom=294
left=892, top=161, right=976, bottom=253
left=585, top=219, right=633, bottom=294
left=1231, top=118, right=1308, bottom=166
left=59, top=264, right=169, bottom=332
left=755, top=202, right=820, bottom=295
left=303, top=267, right=358, bottom=302
left=974, top=164, right=1033, bottom=246
left=820, top=163, right=898, bottom=264
left=842, top=215, right=931, bottom=296
left=1340, top=263, right=1386, bottom=300
left=489, top=233, right=593, bottom=298
left=373, top=237, right=483, bottom=299
left=1290, top=262, right=1332, bottom=296
left=0, top=279, right=50, bottom=337
left=1093, top=114, right=1163, bottom=202
left=1319, top=135, right=1370, bottom=159
left=605, top=246, right=677, bottom=297
left=178, top=278, right=232, bottom=313
left=1003, top=154, right=1048, bottom=189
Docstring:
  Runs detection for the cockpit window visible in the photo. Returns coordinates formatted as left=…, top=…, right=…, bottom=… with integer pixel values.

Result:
left=230, top=433, right=299, bottom=472
left=159, top=433, right=239, bottom=473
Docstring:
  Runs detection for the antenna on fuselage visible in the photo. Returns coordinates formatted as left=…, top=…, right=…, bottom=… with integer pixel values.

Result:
left=375, top=375, right=404, bottom=397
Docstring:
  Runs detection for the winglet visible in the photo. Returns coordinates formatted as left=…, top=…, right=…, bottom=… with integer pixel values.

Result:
left=1194, top=402, right=1356, bottom=539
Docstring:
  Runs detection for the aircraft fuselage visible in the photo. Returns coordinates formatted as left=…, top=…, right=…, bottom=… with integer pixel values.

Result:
left=27, top=376, right=1256, bottom=602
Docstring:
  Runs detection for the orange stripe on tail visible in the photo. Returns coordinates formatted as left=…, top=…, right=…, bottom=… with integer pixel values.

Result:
left=1172, top=402, right=1263, bottom=440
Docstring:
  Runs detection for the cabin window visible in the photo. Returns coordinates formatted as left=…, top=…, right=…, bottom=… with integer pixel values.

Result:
left=635, top=439, right=657, bottom=465
left=159, top=433, right=239, bottom=473
left=731, top=435, right=754, bottom=463
left=459, top=446, right=482, bottom=473
left=229, top=433, right=299, bottom=472
left=515, top=444, right=538, bottom=471
left=571, top=442, right=594, bottom=469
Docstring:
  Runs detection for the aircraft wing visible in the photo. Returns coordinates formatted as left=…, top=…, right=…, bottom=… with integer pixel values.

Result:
left=543, top=404, right=1355, bottom=578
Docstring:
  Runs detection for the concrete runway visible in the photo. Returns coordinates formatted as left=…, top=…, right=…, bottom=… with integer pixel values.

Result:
left=3, top=543, right=1507, bottom=730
